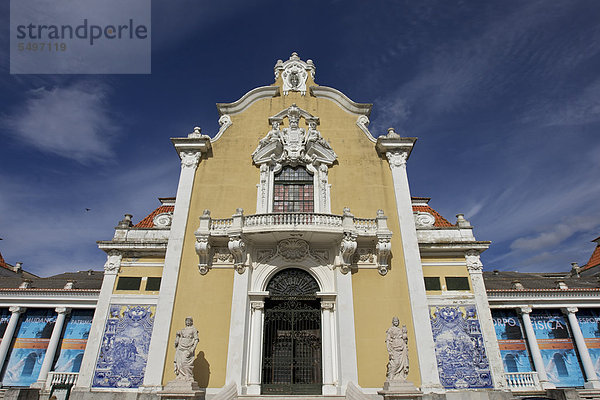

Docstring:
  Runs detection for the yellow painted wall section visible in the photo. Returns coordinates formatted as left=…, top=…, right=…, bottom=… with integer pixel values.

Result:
left=164, top=269, right=234, bottom=387
left=422, top=263, right=473, bottom=294
left=113, top=266, right=164, bottom=294
left=167, top=77, right=418, bottom=387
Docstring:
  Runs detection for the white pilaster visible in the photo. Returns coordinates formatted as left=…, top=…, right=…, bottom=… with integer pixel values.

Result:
left=465, top=250, right=507, bottom=390
left=562, top=307, right=600, bottom=389
left=225, top=270, right=250, bottom=392
left=75, top=251, right=121, bottom=389
left=380, top=145, right=442, bottom=392
left=335, top=270, right=358, bottom=392
left=246, top=299, right=264, bottom=395
left=32, top=307, right=71, bottom=388
left=321, top=300, right=336, bottom=395
left=144, top=142, right=207, bottom=389
left=518, top=307, right=555, bottom=389
left=0, top=306, right=26, bottom=372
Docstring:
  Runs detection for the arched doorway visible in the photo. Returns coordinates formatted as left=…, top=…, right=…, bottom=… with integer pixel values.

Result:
left=261, top=268, right=322, bottom=395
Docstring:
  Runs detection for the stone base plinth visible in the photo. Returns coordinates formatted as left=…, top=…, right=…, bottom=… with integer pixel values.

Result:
left=158, top=379, right=205, bottom=400
left=378, top=380, right=422, bottom=400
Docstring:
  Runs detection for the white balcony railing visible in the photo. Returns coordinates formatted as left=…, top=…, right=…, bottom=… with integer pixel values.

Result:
left=505, top=371, right=540, bottom=391
left=45, top=371, right=79, bottom=389
left=245, top=213, right=344, bottom=230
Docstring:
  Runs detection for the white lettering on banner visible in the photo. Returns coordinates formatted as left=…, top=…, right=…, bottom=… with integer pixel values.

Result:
left=493, top=317, right=518, bottom=327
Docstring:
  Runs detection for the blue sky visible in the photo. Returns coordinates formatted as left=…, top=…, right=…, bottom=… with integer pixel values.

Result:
left=1, top=0, right=599, bottom=276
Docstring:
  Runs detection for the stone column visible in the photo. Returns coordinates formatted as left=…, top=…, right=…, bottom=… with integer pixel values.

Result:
left=518, top=307, right=555, bottom=389
left=465, top=250, right=507, bottom=389
left=381, top=147, right=442, bottom=391
left=144, top=135, right=209, bottom=389
left=33, top=307, right=71, bottom=388
left=562, top=307, right=600, bottom=389
left=0, top=306, right=26, bottom=371
left=321, top=300, right=336, bottom=395
left=75, top=251, right=121, bottom=389
left=246, top=300, right=264, bottom=395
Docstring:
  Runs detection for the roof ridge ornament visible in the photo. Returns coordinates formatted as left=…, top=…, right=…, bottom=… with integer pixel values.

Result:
left=274, top=52, right=316, bottom=96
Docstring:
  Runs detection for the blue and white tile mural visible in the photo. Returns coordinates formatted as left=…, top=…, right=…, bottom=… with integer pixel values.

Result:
left=430, top=305, right=493, bottom=389
left=93, top=305, right=155, bottom=388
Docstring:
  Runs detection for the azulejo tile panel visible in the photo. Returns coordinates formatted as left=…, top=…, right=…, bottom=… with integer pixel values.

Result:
left=93, top=304, right=155, bottom=388
left=429, top=305, right=493, bottom=389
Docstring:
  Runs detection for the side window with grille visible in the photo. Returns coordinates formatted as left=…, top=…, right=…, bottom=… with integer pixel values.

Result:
left=273, top=166, right=314, bottom=212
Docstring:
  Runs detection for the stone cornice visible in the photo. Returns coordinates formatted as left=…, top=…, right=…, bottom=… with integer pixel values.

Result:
left=216, top=86, right=280, bottom=115
left=487, top=288, right=600, bottom=303
left=418, top=242, right=491, bottom=251
left=170, top=136, right=211, bottom=158
left=309, top=86, right=372, bottom=116
left=375, top=135, right=417, bottom=160
left=97, top=241, right=167, bottom=254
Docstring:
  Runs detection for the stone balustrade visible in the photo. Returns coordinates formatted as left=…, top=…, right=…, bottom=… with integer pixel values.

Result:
left=205, top=212, right=381, bottom=236
left=45, top=371, right=79, bottom=389
left=505, top=371, right=540, bottom=391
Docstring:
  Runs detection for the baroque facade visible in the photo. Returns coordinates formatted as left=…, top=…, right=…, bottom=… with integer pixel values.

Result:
left=1, top=54, right=600, bottom=400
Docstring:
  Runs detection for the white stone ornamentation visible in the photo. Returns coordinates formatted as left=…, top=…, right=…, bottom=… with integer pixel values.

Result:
left=103, top=250, right=122, bottom=274
left=465, top=250, right=483, bottom=272
left=414, top=211, right=435, bottom=229
left=274, top=52, right=314, bottom=95
left=339, top=232, right=357, bottom=274
left=385, top=151, right=408, bottom=169
left=252, top=104, right=336, bottom=168
left=174, top=317, right=199, bottom=381
left=195, top=235, right=211, bottom=275
left=153, top=212, right=173, bottom=228
left=386, top=317, right=409, bottom=382
left=376, top=237, right=392, bottom=276
left=228, top=235, right=247, bottom=274
left=180, top=151, right=201, bottom=169
left=277, top=238, right=310, bottom=261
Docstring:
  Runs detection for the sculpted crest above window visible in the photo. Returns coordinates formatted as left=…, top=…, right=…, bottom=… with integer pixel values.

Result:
left=252, top=104, right=337, bottom=214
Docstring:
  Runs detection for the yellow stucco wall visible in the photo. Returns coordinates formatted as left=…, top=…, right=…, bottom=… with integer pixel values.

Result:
left=165, top=75, right=419, bottom=387
left=113, top=266, right=164, bottom=294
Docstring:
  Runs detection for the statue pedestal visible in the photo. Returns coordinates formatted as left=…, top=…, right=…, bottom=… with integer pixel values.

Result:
left=378, top=380, right=422, bottom=400
left=158, top=379, right=205, bottom=400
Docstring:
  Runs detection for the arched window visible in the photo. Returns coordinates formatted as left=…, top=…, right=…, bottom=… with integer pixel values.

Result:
left=273, top=166, right=314, bottom=213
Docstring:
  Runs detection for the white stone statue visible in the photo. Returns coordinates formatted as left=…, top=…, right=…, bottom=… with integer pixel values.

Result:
left=386, top=317, right=409, bottom=382
left=174, top=317, right=199, bottom=381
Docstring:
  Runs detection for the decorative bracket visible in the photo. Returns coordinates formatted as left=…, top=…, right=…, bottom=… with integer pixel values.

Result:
left=195, top=234, right=211, bottom=275
left=228, top=234, right=247, bottom=274
left=376, top=210, right=393, bottom=276
left=195, top=210, right=213, bottom=275
left=338, top=232, right=358, bottom=274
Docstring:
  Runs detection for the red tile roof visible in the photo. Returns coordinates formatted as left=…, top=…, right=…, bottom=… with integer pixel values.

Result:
left=582, top=244, right=600, bottom=271
left=134, top=205, right=174, bottom=228
left=412, top=205, right=454, bottom=227
left=0, top=251, right=9, bottom=271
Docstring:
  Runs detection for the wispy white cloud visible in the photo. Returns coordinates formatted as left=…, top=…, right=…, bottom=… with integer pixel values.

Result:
left=0, top=158, right=179, bottom=276
left=3, top=81, right=117, bottom=163
left=511, top=216, right=600, bottom=252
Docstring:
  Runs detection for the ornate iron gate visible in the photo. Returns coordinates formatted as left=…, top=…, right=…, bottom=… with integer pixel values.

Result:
left=261, top=268, right=322, bottom=395
left=261, top=299, right=322, bottom=394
